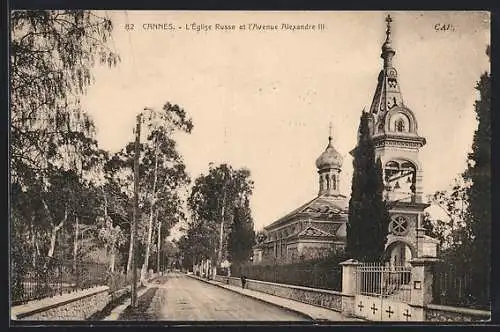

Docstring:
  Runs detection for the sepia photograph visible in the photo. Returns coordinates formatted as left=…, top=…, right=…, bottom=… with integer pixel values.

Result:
left=9, top=10, right=491, bottom=323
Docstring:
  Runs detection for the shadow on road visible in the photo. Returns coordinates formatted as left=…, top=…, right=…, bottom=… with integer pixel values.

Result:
left=87, top=289, right=132, bottom=321
left=118, top=287, right=159, bottom=320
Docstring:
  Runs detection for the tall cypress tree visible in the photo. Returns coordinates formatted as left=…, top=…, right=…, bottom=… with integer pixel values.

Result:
left=347, top=112, right=391, bottom=262
left=228, top=200, right=255, bottom=264
left=464, top=45, right=491, bottom=305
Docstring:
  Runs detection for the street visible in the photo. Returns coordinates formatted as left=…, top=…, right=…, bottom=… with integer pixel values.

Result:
left=117, top=272, right=308, bottom=321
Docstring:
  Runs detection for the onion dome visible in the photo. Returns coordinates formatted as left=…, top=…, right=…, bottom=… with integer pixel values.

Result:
left=315, top=136, right=343, bottom=170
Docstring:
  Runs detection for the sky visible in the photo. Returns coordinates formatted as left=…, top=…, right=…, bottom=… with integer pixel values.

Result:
left=81, top=11, right=490, bottom=233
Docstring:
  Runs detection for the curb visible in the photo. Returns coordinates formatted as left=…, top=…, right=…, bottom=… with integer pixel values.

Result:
left=187, top=274, right=318, bottom=321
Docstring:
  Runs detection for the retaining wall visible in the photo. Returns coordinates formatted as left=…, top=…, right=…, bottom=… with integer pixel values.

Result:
left=214, top=275, right=343, bottom=311
left=12, top=286, right=111, bottom=320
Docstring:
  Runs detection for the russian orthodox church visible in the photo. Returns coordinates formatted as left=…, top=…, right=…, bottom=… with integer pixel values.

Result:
left=355, top=15, right=438, bottom=265
left=253, top=14, right=438, bottom=266
left=253, top=129, right=349, bottom=264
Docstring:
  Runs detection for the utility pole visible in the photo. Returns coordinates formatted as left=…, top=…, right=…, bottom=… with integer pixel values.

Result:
left=131, top=113, right=142, bottom=308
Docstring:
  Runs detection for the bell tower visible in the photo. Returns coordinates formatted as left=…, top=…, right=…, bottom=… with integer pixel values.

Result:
left=360, top=15, right=437, bottom=263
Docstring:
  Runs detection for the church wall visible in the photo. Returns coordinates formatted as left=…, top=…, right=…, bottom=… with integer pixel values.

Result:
left=298, top=241, right=334, bottom=260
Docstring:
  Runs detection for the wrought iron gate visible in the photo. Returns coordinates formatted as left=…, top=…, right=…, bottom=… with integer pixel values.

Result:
left=354, top=263, right=414, bottom=321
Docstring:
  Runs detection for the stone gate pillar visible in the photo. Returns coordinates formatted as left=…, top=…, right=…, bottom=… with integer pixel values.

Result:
left=340, top=259, right=361, bottom=317
left=409, top=257, right=439, bottom=321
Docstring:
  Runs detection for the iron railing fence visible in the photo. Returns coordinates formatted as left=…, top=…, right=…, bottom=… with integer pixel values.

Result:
left=432, top=263, right=490, bottom=310
left=356, top=263, right=412, bottom=303
left=11, top=256, right=109, bottom=305
left=234, top=263, right=342, bottom=291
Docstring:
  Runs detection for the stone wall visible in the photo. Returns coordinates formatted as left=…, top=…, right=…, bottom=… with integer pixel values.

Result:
left=424, top=304, right=490, bottom=322
left=12, top=286, right=111, bottom=320
left=214, top=275, right=342, bottom=311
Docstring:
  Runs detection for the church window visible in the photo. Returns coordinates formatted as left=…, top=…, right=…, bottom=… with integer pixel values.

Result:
left=390, top=113, right=410, bottom=133
left=396, top=119, right=405, bottom=132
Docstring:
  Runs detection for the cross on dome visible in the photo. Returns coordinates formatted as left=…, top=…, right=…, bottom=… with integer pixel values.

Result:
left=328, top=122, right=333, bottom=143
left=385, top=14, right=392, bottom=42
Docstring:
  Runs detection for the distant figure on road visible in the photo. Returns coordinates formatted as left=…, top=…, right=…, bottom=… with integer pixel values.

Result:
left=240, top=275, right=247, bottom=289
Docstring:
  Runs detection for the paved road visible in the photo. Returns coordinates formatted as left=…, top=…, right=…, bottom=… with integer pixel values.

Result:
left=118, top=272, right=308, bottom=321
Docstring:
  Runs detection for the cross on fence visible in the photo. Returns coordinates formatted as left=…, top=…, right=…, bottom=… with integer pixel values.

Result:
left=385, top=306, right=394, bottom=318
left=370, top=303, right=378, bottom=315
left=403, top=309, right=412, bottom=321
left=358, top=301, right=364, bottom=312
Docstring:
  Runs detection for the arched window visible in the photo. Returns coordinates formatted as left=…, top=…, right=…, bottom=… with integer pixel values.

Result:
left=385, top=161, right=400, bottom=183
left=395, top=119, right=405, bottom=132
left=390, top=113, right=410, bottom=133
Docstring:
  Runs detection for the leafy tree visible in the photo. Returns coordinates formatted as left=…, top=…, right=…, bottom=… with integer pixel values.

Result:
left=465, top=46, right=491, bottom=305
left=11, top=10, right=119, bottom=184
left=346, top=112, right=390, bottom=262
left=187, top=163, right=254, bottom=268
left=139, top=104, right=192, bottom=280
left=427, top=178, right=472, bottom=252
left=228, top=201, right=255, bottom=264
left=109, top=103, right=193, bottom=278
left=424, top=46, right=490, bottom=307
left=421, top=212, right=447, bottom=248
left=10, top=10, right=119, bottom=272
left=97, top=216, right=126, bottom=272
left=178, top=220, right=219, bottom=269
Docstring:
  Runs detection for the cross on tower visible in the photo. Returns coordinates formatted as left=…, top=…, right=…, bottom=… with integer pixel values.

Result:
left=385, top=306, right=394, bottom=318
left=329, top=122, right=333, bottom=141
left=386, top=14, right=393, bottom=39
left=358, top=301, right=364, bottom=312
left=403, top=309, right=412, bottom=321
left=370, top=303, right=379, bottom=315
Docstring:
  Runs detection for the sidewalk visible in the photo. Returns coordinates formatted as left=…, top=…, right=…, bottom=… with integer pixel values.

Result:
left=187, top=274, right=362, bottom=322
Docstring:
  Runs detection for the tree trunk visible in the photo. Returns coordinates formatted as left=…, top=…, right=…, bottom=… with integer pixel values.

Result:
left=103, top=192, right=115, bottom=272
left=30, top=214, right=36, bottom=267
left=103, top=192, right=108, bottom=218
left=48, top=224, right=59, bottom=258
left=127, top=230, right=133, bottom=274
left=157, top=215, right=161, bottom=274
left=218, top=187, right=227, bottom=265
left=141, top=140, right=159, bottom=281
left=110, top=248, right=116, bottom=272
left=46, top=202, right=67, bottom=258
left=73, top=216, right=79, bottom=272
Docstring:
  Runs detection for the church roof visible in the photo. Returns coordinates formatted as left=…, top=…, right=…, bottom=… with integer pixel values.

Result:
left=264, top=194, right=348, bottom=231
left=369, top=14, right=404, bottom=117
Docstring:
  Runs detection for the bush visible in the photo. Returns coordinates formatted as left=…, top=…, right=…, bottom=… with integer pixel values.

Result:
left=232, top=252, right=347, bottom=291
